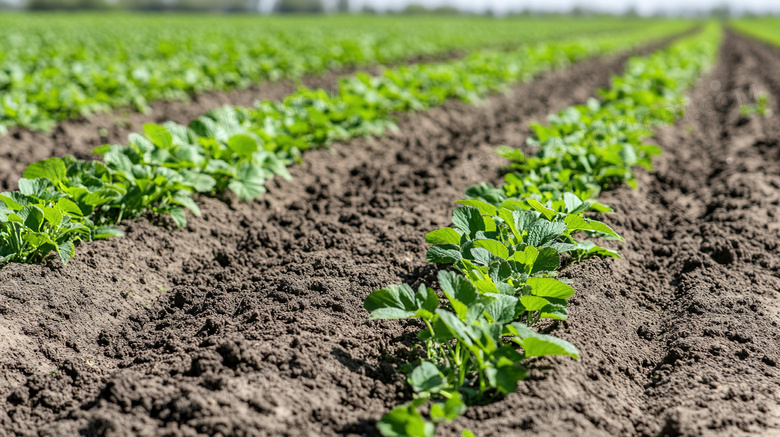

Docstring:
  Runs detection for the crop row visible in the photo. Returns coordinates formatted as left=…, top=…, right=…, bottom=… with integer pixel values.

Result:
left=0, top=23, right=690, bottom=266
left=365, top=23, right=722, bottom=437
left=0, top=15, right=661, bottom=134
left=730, top=18, right=780, bottom=48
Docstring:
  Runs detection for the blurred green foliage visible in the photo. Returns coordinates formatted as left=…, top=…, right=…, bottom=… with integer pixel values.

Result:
left=0, top=14, right=651, bottom=133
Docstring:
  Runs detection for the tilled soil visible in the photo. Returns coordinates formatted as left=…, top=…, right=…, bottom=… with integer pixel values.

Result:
left=1, top=33, right=778, bottom=437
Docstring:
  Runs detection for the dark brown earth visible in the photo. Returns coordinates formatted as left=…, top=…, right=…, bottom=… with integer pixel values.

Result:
left=1, top=32, right=779, bottom=437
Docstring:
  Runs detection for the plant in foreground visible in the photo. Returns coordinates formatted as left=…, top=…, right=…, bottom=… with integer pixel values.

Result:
left=366, top=196, right=621, bottom=435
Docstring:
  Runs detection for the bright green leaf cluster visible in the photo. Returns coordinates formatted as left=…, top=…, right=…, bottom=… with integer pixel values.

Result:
left=366, top=270, right=579, bottom=436
left=0, top=158, right=123, bottom=265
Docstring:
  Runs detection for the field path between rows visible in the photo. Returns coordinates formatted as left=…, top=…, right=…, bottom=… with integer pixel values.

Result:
left=460, top=30, right=780, bottom=437
left=0, top=40, right=674, bottom=436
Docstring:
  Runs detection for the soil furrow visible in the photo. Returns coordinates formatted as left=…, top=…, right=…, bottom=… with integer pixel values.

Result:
left=0, top=41, right=671, bottom=437
left=445, top=31, right=780, bottom=437
left=635, top=31, right=780, bottom=436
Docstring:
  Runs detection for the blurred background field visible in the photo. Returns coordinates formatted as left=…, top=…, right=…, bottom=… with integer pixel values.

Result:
left=0, top=0, right=777, bottom=16
left=0, top=0, right=777, bottom=134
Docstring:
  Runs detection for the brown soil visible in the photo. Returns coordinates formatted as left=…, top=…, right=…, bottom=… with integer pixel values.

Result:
left=2, top=32, right=778, bottom=437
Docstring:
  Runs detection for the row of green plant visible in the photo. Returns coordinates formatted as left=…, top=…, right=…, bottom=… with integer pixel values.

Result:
left=0, top=14, right=668, bottom=134
left=730, top=18, right=780, bottom=49
left=0, top=23, right=690, bottom=266
left=725, top=22, right=775, bottom=118
left=366, top=22, right=722, bottom=437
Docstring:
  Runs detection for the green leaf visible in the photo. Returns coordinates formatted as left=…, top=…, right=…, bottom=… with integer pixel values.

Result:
left=377, top=402, right=435, bottom=437
left=365, top=284, right=439, bottom=320
left=540, top=303, right=568, bottom=321
left=527, top=198, right=557, bottom=221
left=469, top=248, right=492, bottom=266
left=438, top=270, right=478, bottom=320
left=408, top=361, right=446, bottom=394
left=19, top=206, right=44, bottom=231
left=430, top=393, right=466, bottom=423
left=23, top=158, right=67, bottom=184
left=18, top=178, right=52, bottom=197
left=228, top=163, right=267, bottom=201
left=452, top=206, right=485, bottom=237
left=227, top=134, right=259, bottom=157
left=435, top=309, right=474, bottom=347
left=463, top=430, right=476, bottom=437
left=92, top=144, right=111, bottom=156
left=169, top=207, right=187, bottom=228
left=519, top=295, right=549, bottom=312
left=0, top=192, right=28, bottom=211
left=172, top=195, right=201, bottom=217
left=426, top=244, right=462, bottom=264
left=56, top=198, right=83, bottom=216
left=564, top=214, right=623, bottom=240
left=181, top=171, right=217, bottom=193
left=508, top=245, right=538, bottom=269
left=0, top=204, right=10, bottom=222
left=484, top=293, right=519, bottom=324
left=487, top=361, right=527, bottom=394
left=472, top=239, right=508, bottom=260
left=41, top=206, right=63, bottom=227
left=57, top=241, right=75, bottom=264
left=92, top=226, right=124, bottom=240
left=455, top=199, right=497, bottom=216
left=425, top=228, right=461, bottom=245
left=562, top=192, right=585, bottom=213
left=527, top=277, right=575, bottom=300
left=472, top=279, right=499, bottom=295
left=505, top=322, right=580, bottom=359
left=531, top=247, right=560, bottom=273
left=144, top=123, right=173, bottom=149
left=498, top=208, right=521, bottom=240
left=527, top=220, right=567, bottom=247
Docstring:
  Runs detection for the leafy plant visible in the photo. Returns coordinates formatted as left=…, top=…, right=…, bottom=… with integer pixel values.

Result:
left=366, top=270, right=579, bottom=435
left=0, top=178, right=120, bottom=265
left=739, top=92, right=773, bottom=118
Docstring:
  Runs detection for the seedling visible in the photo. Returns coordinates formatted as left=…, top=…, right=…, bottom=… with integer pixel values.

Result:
left=740, top=93, right=773, bottom=118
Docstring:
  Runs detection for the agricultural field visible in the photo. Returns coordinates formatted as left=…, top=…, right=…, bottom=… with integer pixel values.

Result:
left=1, top=11, right=779, bottom=437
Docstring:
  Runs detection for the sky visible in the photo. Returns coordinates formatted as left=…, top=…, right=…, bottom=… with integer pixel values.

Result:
left=346, top=0, right=780, bottom=15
